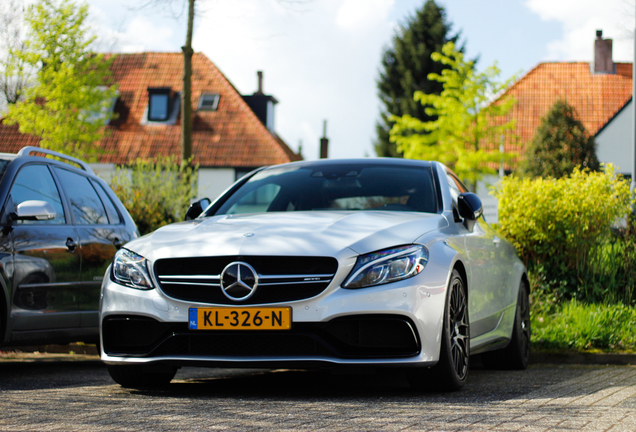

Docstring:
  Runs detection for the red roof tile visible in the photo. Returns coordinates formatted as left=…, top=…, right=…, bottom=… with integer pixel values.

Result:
left=495, top=62, right=633, bottom=154
left=0, top=52, right=301, bottom=167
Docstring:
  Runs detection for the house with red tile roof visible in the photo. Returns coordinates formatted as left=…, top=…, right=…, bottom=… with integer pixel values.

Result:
left=477, top=30, right=633, bottom=222
left=495, top=30, right=633, bottom=177
left=0, top=52, right=301, bottom=199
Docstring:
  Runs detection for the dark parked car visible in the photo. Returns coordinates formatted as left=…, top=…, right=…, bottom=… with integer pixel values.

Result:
left=0, top=146, right=138, bottom=347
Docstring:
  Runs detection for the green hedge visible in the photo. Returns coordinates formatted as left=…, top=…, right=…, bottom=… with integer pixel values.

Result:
left=493, top=165, right=634, bottom=303
left=109, top=157, right=198, bottom=236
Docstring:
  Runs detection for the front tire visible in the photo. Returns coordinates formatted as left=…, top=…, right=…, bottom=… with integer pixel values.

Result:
left=408, top=269, right=469, bottom=391
left=107, top=364, right=177, bottom=388
left=481, top=280, right=531, bottom=370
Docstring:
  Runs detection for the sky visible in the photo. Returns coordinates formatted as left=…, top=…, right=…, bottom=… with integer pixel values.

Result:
left=85, top=0, right=636, bottom=161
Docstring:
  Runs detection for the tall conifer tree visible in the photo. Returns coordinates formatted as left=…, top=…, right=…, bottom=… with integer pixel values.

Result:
left=375, top=0, right=459, bottom=157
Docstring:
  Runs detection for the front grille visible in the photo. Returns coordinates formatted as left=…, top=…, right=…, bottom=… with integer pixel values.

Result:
left=154, top=256, right=338, bottom=305
left=102, top=315, right=421, bottom=359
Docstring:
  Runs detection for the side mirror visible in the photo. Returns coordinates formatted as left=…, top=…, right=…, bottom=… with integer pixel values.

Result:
left=11, top=200, right=57, bottom=221
left=457, top=192, right=482, bottom=232
left=185, top=198, right=211, bottom=221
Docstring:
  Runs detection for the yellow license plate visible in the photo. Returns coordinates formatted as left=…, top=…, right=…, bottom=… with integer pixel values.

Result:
left=188, top=307, right=292, bottom=330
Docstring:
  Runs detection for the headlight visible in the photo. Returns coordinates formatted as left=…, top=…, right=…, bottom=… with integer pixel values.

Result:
left=343, top=245, right=428, bottom=289
left=111, top=248, right=154, bottom=290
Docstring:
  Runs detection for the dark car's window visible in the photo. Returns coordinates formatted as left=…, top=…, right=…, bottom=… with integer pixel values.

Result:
left=54, top=168, right=109, bottom=225
left=0, top=158, right=11, bottom=183
left=92, top=181, right=121, bottom=224
left=10, top=164, right=66, bottom=224
left=214, top=165, right=437, bottom=215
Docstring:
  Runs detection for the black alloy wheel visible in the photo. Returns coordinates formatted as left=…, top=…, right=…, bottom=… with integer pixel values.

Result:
left=481, top=280, right=531, bottom=370
left=407, top=269, right=469, bottom=391
left=518, top=282, right=531, bottom=365
left=448, top=272, right=470, bottom=381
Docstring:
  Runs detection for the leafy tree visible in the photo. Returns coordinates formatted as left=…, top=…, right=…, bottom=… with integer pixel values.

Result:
left=389, top=41, right=516, bottom=187
left=375, top=0, right=460, bottom=158
left=519, top=99, right=599, bottom=178
left=3, top=0, right=117, bottom=161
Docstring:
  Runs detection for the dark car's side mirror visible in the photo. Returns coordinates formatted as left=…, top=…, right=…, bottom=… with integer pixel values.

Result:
left=185, top=198, right=211, bottom=221
left=458, top=192, right=483, bottom=232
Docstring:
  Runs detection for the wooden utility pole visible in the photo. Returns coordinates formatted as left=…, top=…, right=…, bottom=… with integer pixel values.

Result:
left=181, top=0, right=195, bottom=166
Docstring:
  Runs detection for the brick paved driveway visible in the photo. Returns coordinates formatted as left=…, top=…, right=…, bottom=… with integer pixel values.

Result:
left=1, top=361, right=635, bottom=431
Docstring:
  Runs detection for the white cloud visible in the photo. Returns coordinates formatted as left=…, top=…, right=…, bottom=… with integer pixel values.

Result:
left=525, top=0, right=634, bottom=62
left=119, top=17, right=176, bottom=53
left=193, top=0, right=395, bottom=159
left=336, top=0, right=394, bottom=33
left=88, top=0, right=182, bottom=53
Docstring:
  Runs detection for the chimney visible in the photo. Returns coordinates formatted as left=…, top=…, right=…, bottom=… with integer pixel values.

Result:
left=319, top=120, right=329, bottom=159
left=594, top=30, right=614, bottom=74
left=242, top=71, right=278, bottom=132
left=256, top=71, right=264, bottom=95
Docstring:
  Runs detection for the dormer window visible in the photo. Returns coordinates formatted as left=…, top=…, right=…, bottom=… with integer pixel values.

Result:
left=198, top=93, right=220, bottom=111
left=148, top=87, right=173, bottom=121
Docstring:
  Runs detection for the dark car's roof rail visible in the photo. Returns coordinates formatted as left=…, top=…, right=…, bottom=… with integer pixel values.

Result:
left=17, top=146, right=96, bottom=175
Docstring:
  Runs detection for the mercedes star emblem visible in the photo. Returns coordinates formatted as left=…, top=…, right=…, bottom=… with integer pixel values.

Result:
left=220, top=262, right=258, bottom=301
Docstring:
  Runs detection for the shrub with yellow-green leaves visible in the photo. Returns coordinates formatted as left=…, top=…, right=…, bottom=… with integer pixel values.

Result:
left=493, top=165, right=633, bottom=301
left=109, top=157, right=198, bottom=236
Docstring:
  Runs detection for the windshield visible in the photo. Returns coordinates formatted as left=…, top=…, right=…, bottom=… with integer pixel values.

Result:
left=212, top=164, right=438, bottom=215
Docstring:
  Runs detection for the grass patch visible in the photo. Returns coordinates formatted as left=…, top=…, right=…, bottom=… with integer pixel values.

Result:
left=531, top=301, right=636, bottom=353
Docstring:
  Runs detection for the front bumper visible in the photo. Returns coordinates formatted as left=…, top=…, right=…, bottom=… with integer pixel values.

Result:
left=100, top=260, right=451, bottom=368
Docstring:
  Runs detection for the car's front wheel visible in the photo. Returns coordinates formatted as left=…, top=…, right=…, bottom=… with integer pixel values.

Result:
left=107, top=364, right=177, bottom=388
left=408, top=269, right=469, bottom=391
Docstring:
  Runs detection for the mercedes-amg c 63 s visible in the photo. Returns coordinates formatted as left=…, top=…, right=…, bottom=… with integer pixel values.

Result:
left=100, top=158, right=529, bottom=390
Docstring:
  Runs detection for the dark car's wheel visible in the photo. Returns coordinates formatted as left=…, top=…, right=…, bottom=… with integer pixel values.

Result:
left=408, top=269, right=469, bottom=391
left=481, top=280, right=531, bottom=370
left=0, top=292, right=6, bottom=345
left=107, top=364, right=177, bottom=388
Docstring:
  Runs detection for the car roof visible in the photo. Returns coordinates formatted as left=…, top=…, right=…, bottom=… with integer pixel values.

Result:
left=0, top=153, right=17, bottom=161
left=258, top=158, right=435, bottom=171
left=3, top=146, right=96, bottom=176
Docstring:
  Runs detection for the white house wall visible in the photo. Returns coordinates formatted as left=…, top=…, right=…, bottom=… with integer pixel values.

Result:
left=476, top=175, right=500, bottom=224
left=90, top=163, right=117, bottom=181
left=198, top=168, right=236, bottom=201
left=90, top=164, right=237, bottom=204
left=596, top=99, right=633, bottom=176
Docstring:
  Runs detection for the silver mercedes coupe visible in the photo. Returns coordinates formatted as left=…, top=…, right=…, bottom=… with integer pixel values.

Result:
left=100, top=158, right=529, bottom=391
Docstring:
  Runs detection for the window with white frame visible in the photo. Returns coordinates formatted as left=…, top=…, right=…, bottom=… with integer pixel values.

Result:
left=198, top=93, right=220, bottom=111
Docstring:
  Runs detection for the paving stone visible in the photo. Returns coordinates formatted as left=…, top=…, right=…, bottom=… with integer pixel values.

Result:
left=1, top=363, right=636, bottom=431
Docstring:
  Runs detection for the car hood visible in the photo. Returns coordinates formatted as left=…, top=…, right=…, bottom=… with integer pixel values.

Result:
left=128, top=211, right=448, bottom=260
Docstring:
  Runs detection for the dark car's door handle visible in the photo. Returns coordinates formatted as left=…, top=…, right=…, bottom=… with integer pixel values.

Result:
left=493, top=236, right=501, bottom=247
left=113, top=238, right=124, bottom=249
left=66, top=238, right=78, bottom=252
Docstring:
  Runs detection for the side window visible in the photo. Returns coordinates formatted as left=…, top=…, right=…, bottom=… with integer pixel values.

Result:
left=54, top=168, right=108, bottom=225
left=10, top=165, right=65, bottom=224
left=445, top=172, right=461, bottom=205
left=445, top=171, right=464, bottom=222
left=450, top=174, right=468, bottom=194
left=92, top=181, right=121, bottom=225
